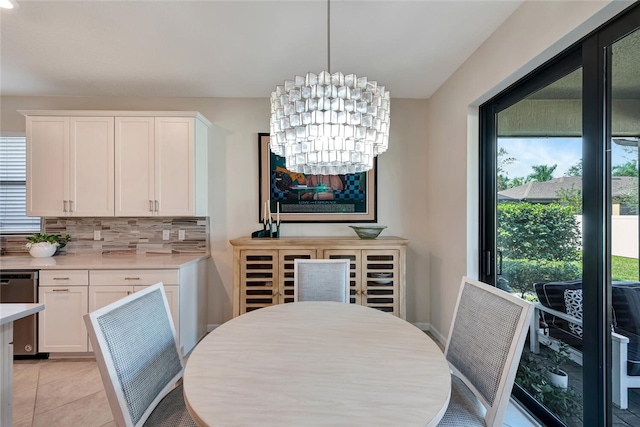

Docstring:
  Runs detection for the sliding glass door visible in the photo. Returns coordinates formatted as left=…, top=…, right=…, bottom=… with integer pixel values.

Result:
left=482, top=53, right=585, bottom=425
left=608, top=23, right=640, bottom=425
left=480, top=4, right=640, bottom=425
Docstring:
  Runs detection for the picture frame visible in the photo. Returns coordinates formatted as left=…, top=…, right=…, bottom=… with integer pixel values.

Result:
left=259, top=133, right=377, bottom=223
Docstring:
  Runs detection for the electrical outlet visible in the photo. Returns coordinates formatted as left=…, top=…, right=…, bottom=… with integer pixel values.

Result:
left=94, top=230, right=101, bottom=241
left=162, top=230, right=170, bottom=240
left=178, top=230, right=186, bottom=241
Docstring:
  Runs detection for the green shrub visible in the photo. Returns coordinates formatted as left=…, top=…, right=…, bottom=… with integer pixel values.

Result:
left=498, top=202, right=581, bottom=261
left=502, top=258, right=581, bottom=298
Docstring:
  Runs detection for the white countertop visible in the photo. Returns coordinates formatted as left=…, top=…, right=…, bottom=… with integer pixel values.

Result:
left=0, top=253, right=209, bottom=270
left=0, top=303, right=45, bottom=325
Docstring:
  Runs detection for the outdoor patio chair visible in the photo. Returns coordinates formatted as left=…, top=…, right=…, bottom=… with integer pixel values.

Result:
left=438, top=276, right=533, bottom=426
left=84, top=282, right=195, bottom=427
left=293, top=259, right=350, bottom=302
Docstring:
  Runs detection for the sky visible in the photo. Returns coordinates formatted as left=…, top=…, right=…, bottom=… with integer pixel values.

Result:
left=498, top=137, right=636, bottom=179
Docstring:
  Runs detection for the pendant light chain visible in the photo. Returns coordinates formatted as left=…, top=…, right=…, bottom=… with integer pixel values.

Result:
left=327, top=0, right=331, bottom=74
left=269, top=0, right=391, bottom=175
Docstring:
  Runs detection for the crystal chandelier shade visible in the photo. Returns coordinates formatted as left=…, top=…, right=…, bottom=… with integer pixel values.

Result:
left=270, top=71, right=390, bottom=175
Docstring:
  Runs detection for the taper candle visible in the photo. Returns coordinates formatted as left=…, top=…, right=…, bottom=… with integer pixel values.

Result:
left=263, top=201, right=267, bottom=225
left=268, top=199, right=272, bottom=224
left=277, top=202, right=280, bottom=225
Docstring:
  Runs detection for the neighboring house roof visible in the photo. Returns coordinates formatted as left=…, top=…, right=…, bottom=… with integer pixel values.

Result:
left=498, top=176, right=637, bottom=202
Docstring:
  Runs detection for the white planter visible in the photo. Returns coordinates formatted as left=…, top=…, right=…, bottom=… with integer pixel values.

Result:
left=547, top=369, right=569, bottom=389
left=28, top=242, right=58, bottom=258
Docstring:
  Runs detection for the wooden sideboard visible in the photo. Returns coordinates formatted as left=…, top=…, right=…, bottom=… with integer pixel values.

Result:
left=230, top=236, right=409, bottom=319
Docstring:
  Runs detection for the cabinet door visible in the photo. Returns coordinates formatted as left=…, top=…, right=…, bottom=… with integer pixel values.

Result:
left=26, top=116, right=69, bottom=216
left=361, top=250, right=400, bottom=316
left=240, top=250, right=279, bottom=314
left=321, top=250, right=361, bottom=305
left=88, top=285, right=131, bottom=313
left=155, top=117, right=194, bottom=216
left=278, top=250, right=317, bottom=304
left=38, top=286, right=88, bottom=352
left=69, top=117, right=114, bottom=216
left=115, top=117, right=155, bottom=216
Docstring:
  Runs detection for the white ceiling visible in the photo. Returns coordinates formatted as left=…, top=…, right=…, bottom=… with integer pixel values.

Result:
left=0, top=0, right=523, bottom=99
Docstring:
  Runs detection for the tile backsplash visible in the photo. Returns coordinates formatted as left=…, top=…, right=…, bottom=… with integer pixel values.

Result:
left=1, top=217, right=208, bottom=255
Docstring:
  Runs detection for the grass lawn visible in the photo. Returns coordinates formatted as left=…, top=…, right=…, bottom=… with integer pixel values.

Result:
left=612, top=255, right=639, bottom=281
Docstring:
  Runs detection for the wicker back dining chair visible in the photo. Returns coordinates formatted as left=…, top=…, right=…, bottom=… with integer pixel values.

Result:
left=293, top=259, right=351, bottom=303
left=438, top=276, right=533, bottom=427
left=84, top=282, right=196, bottom=427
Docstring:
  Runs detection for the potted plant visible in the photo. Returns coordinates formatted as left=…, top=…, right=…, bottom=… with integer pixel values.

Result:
left=516, top=350, right=581, bottom=425
left=546, top=342, right=570, bottom=389
left=25, top=233, right=71, bottom=258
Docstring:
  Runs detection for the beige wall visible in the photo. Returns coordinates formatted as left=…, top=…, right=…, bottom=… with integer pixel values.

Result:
left=425, top=0, right=632, bottom=341
left=0, top=96, right=429, bottom=326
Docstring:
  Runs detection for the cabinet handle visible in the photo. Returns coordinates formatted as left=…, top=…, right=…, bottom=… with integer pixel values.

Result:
left=124, top=277, right=140, bottom=280
left=52, top=277, right=69, bottom=280
left=155, top=200, right=159, bottom=212
left=149, top=200, right=154, bottom=212
left=52, top=289, right=70, bottom=292
left=69, top=200, right=74, bottom=212
left=127, top=291, right=132, bottom=295
left=63, top=200, right=68, bottom=212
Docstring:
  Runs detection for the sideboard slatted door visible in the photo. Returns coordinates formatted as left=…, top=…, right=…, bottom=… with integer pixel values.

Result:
left=362, top=250, right=400, bottom=316
left=240, top=250, right=279, bottom=314
left=278, top=250, right=317, bottom=304
left=321, top=250, right=361, bottom=305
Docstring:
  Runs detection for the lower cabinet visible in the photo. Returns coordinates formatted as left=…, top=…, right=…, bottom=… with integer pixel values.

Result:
left=88, top=270, right=180, bottom=333
left=231, top=236, right=408, bottom=319
left=37, top=259, right=207, bottom=356
left=39, top=270, right=89, bottom=353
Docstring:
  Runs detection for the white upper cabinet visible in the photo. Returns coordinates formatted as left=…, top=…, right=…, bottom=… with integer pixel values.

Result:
left=115, top=117, right=155, bottom=216
left=23, top=110, right=210, bottom=217
left=70, top=117, right=115, bottom=216
left=155, top=117, right=195, bottom=216
left=26, top=116, right=114, bottom=216
left=26, top=116, right=68, bottom=216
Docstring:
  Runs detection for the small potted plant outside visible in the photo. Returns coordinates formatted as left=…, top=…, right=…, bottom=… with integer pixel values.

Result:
left=546, top=342, right=570, bottom=389
left=25, top=233, right=71, bottom=258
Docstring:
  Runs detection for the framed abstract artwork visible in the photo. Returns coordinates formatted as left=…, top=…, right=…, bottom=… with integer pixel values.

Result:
left=258, top=133, right=377, bottom=223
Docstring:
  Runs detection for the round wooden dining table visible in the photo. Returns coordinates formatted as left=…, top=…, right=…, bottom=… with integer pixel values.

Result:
left=183, top=302, right=451, bottom=427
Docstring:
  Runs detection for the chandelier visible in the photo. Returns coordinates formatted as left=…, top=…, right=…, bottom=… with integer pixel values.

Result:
left=269, top=1, right=390, bottom=175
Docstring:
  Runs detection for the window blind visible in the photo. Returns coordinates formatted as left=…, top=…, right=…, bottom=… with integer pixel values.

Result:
left=0, top=137, right=40, bottom=233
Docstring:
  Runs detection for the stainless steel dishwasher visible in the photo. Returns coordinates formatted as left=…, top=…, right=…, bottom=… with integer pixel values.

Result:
left=0, top=270, right=39, bottom=355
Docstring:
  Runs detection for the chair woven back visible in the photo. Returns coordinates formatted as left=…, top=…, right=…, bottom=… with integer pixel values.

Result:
left=444, top=277, right=533, bottom=426
left=85, top=283, right=185, bottom=427
left=294, top=259, right=351, bottom=303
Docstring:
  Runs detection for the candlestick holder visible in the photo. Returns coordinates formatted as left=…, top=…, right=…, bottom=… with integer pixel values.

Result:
left=250, top=222, right=280, bottom=238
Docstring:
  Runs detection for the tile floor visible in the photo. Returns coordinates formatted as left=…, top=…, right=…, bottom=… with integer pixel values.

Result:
left=12, top=358, right=114, bottom=427
left=12, top=356, right=538, bottom=427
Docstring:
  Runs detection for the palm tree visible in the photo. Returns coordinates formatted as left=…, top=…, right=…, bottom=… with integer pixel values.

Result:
left=612, top=160, right=638, bottom=177
left=527, top=164, right=557, bottom=182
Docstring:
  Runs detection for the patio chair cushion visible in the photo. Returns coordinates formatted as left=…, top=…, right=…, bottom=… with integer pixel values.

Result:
left=535, top=280, right=640, bottom=376
left=564, top=289, right=583, bottom=337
